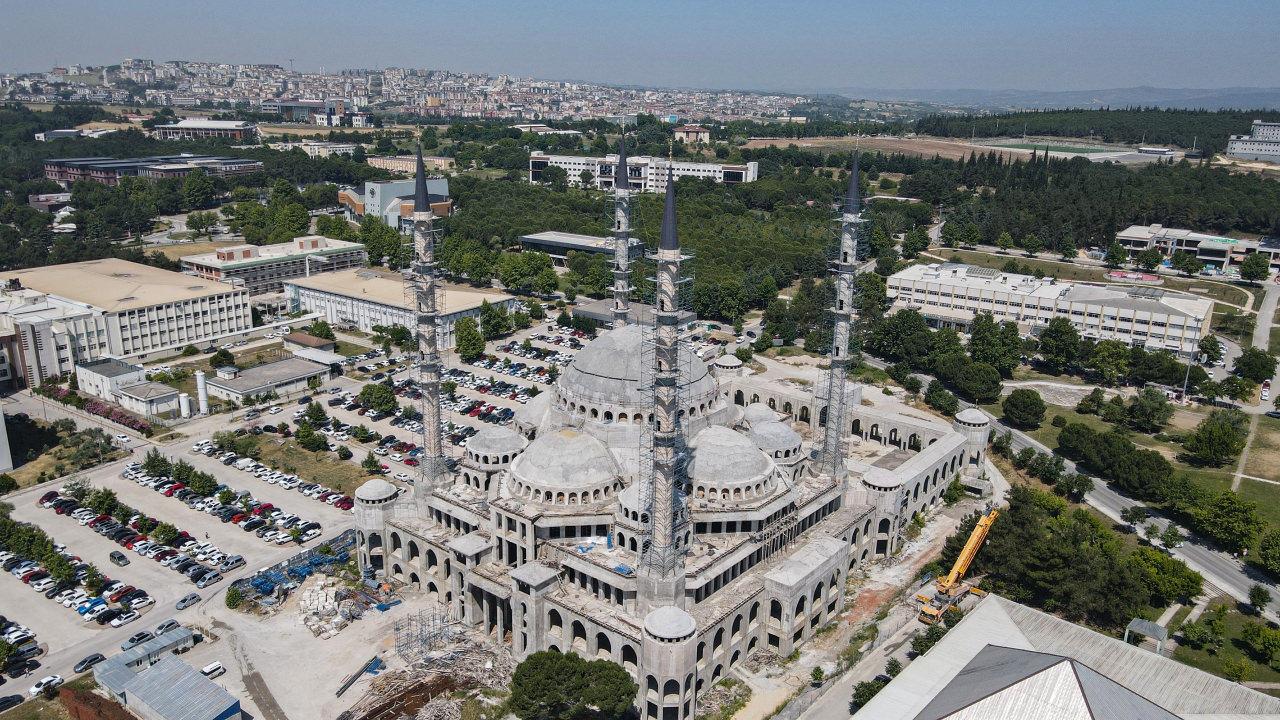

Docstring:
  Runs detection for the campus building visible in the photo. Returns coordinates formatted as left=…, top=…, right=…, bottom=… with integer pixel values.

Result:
left=153, top=118, right=257, bottom=141
left=1226, top=120, right=1280, bottom=163
left=0, top=259, right=252, bottom=386
left=181, top=235, right=368, bottom=295
left=204, top=357, right=331, bottom=404
left=886, top=263, right=1213, bottom=358
left=337, top=178, right=452, bottom=231
left=529, top=152, right=758, bottom=192
left=352, top=148, right=991, bottom=720
left=1117, top=224, right=1280, bottom=274
left=518, top=231, right=643, bottom=266
left=282, top=268, right=517, bottom=349
left=43, top=155, right=263, bottom=187
left=366, top=154, right=456, bottom=174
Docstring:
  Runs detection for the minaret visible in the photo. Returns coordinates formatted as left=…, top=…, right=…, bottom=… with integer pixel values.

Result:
left=637, top=169, right=691, bottom=614
left=409, top=146, right=445, bottom=518
left=611, top=137, right=634, bottom=327
left=818, top=157, right=865, bottom=483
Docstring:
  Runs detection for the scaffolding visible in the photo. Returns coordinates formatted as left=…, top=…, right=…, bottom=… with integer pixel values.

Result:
left=402, top=213, right=450, bottom=502
left=816, top=183, right=866, bottom=481
left=393, top=608, right=463, bottom=665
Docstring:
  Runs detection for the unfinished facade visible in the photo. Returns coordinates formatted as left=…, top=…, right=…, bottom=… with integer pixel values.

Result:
left=355, top=147, right=989, bottom=720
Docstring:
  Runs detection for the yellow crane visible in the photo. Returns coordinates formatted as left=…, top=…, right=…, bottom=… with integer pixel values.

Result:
left=916, top=509, right=999, bottom=624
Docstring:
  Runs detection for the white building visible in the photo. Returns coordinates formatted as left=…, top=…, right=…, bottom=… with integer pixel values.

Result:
left=204, top=357, right=331, bottom=404
left=1117, top=224, right=1280, bottom=274
left=181, top=235, right=369, bottom=295
left=529, top=152, right=757, bottom=192
left=152, top=118, right=257, bottom=141
left=0, top=259, right=252, bottom=386
left=283, top=268, right=518, bottom=349
left=887, top=263, right=1213, bottom=358
left=1226, top=120, right=1280, bottom=163
left=267, top=141, right=360, bottom=158
left=75, top=357, right=182, bottom=419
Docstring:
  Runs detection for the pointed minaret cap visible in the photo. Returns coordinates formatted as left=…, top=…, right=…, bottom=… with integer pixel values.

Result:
left=414, top=144, right=429, bottom=213
left=659, top=169, right=678, bottom=251
left=614, top=136, right=629, bottom=190
left=846, top=155, right=861, bottom=214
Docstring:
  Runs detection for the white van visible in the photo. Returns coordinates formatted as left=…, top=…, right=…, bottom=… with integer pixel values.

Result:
left=201, top=662, right=225, bottom=679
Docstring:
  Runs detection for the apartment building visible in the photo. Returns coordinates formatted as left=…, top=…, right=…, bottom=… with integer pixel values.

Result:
left=0, top=259, right=252, bottom=386
left=365, top=154, right=455, bottom=174
left=284, top=268, right=516, bottom=349
left=153, top=119, right=257, bottom=141
left=1117, top=224, right=1280, bottom=273
left=1226, top=120, right=1280, bottom=163
left=887, top=263, right=1213, bottom=358
left=181, top=235, right=368, bottom=295
left=528, top=152, right=758, bottom=192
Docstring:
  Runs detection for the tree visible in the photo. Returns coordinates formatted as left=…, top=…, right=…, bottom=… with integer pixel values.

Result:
left=1259, top=530, right=1280, bottom=577
left=1021, top=233, right=1043, bottom=256
left=358, top=383, right=398, bottom=414
left=1193, top=491, right=1263, bottom=553
left=209, top=348, right=235, bottom=368
left=1182, top=409, right=1249, bottom=467
left=307, top=319, right=337, bottom=341
left=1160, top=524, right=1183, bottom=548
left=1234, top=347, right=1277, bottom=384
left=541, top=165, right=569, bottom=192
left=1103, top=242, right=1126, bottom=268
left=225, top=585, right=243, bottom=609
left=182, top=169, right=216, bottom=209
left=885, top=657, right=903, bottom=677
left=1088, top=340, right=1131, bottom=385
left=1198, top=335, right=1223, bottom=365
left=1120, top=505, right=1147, bottom=530
left=924, top=381, right=959, bottom=415
left=362, top=452, right=381, bottom=474
left=1037, top=317, right=1080, bottom=374
left=152, top=522, right=179, bottom=545
left=849, top=679, right=887, bottom=713
left=578, top=170, right=594, bottom=187
left=1223, top=658, right=1252, bottom=684
left=1250, top=584, right=1272, bottom=614
left=1171, top=250, right=1203, bottom=276
left=1135, top=248, right=1163, bottom=270
left=911, top=624, right=948, bottom=656
left=1240, top=252, right=1271, bottom=284
left=63, top=477, right=91, bottom=501
left=455, top=316, right=485, bottom=362
left=86, top=487, right=118, bottom=515
left=995, top=231, right=1014, bottom=252
left=1002, top=388, right=1046, bottom=429
left=510, top=651, right=637, bottom=720
left=1126, top=387, right=1174, bottom=433
left=1055, top=472, right=1094, bottom=501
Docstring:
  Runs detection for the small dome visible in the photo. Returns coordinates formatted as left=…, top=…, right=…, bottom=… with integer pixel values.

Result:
left=644, top=606, right=696, bottom=640
left=955, top=407, right=989, bottom=424
left=512, top=428, right=618, bottom=489
left=714, top=355, right=742, bottom=369
left=466, top=426, right=528, bottom=456
left=687, top=426, right=771, bottom=485
left=750, top=421, right=801, bottom=453
left=743, top=403, right=777, bottom=426
left=556, top=324, right=716, bottom=409
left=355, top=478, right=398, bottom=502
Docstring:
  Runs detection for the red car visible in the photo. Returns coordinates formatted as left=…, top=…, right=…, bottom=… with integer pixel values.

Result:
left=403, top=458, right=419, bottom=467
left=124, top=536, right=147, bottom=549
left=109, top=585, right=136, bottom=603
left=154, top=549, right=176, bottom=562
left=37, top=491, right=59, bottom=505
left=252, top=503, right=275, bottom=516
left=163, top=483, right=185, bottom=497
left=19, top=568, right=44, bottom=583
left=230, top=513, right=248, bottom=524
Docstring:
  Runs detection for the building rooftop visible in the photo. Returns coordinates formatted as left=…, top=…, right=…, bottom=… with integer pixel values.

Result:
left=124, top=655, right=240, bottom=720
left=285, top=268, right=513, bottom=314
left=182, top=235, right=365, bottom=270
left=520, top=231, right=623, bottom=253
left=117, top=381, right=180, bottom=401
left=205, top=356, right=328, bottom=395
left=157, top=118, right=255, bottom=130
left=854, top=594, right=1280, bottom=720
left=282, top=331, right=335, bottom=348
left=78, top=357, right=141, bottom=378
left=3, top=258, right=243, bottom=311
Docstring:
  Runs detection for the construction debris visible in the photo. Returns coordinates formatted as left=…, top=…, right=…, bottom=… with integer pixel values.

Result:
left=416, top=696, right=462, bottom=720
left=697, top=678, right=750, bottom=719
left=742, top=649, right=784, bottom=674
left=296, top=575, right=367, bottom=638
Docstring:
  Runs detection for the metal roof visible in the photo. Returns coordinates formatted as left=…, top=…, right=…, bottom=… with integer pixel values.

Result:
left=125, top=655, right=240, bottom=720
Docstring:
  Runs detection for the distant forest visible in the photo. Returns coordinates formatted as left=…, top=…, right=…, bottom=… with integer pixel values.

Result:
left=913, top=108, right=1280, bottom=154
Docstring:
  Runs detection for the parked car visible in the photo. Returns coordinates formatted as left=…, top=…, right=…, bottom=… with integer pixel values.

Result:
left=27, top=675, right=63, bottom=696
left=175, top=593, right=201, bottom=610
left=73, top=654, right=105, bottom=674
left=201, top=662, right=226, bottom=679
left=121, top=632, right=154, bottom=652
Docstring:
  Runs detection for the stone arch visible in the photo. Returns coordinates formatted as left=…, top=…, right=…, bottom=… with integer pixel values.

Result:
left=734, top=390, right=744, bottom=405
left=731, top=614, right=743, bottom=640
left=571, top=621, right=588, bottom=653
left=548, top=609, right=563, bottom=634
left=770, top=599, right=783, bottom=621
left=408, top=541, right=421, bottom=563
left=367, top=532, right=383, bottom=550
left=799, top=406, right=810, bottom=423
left=663, top=679, right=680, bottom=704
left=622, top=645, right=637, bottom=672
left=768, top=398, right=777, bottom=410
left=713, top=627, right=725, bottom=652
left=878, top=518, right=891, bottom=534
left=596, top=632, right=612, bottom=660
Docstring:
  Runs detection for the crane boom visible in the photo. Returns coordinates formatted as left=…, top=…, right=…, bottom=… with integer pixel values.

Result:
left=938, top=510, right=998, bottom=593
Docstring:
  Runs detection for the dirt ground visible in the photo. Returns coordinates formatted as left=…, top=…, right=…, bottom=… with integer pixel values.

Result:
left=742, top=136, right=1030, bottom=162
left=151, top=240, right=241, bottom=260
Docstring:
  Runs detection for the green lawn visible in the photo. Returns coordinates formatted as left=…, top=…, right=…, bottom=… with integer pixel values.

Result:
left=335, top=340, right=372, bottom=357
left=1172, top=597, right=1280, bottom=683
left=248, top=436, right=370, bottom=495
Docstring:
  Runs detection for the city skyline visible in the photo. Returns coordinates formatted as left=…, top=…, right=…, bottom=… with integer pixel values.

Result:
left=4, top=0, right=1280, bottom=95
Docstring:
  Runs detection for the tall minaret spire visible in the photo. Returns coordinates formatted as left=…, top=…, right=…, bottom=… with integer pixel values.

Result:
left=818, top=156, right=865, bottom=483
left=409, top=145, right=445, bottom=517
left=611, top=137, right=634, bottom=327
left=637, top=169, right=691, bottom=613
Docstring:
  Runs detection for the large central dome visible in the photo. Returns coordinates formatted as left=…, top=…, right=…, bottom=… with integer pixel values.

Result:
left=556, top=324, right=717, bottom=410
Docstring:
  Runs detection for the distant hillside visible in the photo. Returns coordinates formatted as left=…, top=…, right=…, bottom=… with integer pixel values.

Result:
left=911, top=108, right=1280, bottom=154
left=831, top=86, right=1280, bottom=112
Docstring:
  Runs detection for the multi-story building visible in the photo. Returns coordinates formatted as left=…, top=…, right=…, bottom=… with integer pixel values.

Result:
left=43, top=155, right=262, bottom=187
left=1226, top=120, right=1280, bottom=163
left=366, top=154, right=455, bottom=174
left=518, top=231, right=642, bottom=266
left=887, top=263, right=1213, bottom=358
left=153, top=119, right=257, bottom=141
left=181, top=235, right=368, bottom=295
left=283, top=268, right=516, bottom=349
left=267, top=141, right=359, bottom=158
left=0, top=259, right=252, bottom=386
left=672, top=125, right=710, bottom=144
left=337, top=178, right=451, bottom=230
left=529, top=152, right=757, bottom=192
left=1117, top=224, right=1280, bottom=273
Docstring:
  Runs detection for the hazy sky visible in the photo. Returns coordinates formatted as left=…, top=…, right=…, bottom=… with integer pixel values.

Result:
left=5, top=0, right=1278, bottom=93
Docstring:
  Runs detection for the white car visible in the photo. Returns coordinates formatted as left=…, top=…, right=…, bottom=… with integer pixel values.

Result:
left=29, top=675, right=63, bottom=696
left=201, top=662, right=226, bottom=679
left=394, top=472, right=412, bottom=482
left=115, top=434, right=131, bottom=445
left=130, top=595, right=155, bottom=609
left=268, top=406, right=283, bottom=415
left=110, top=611, right=140, bottom=628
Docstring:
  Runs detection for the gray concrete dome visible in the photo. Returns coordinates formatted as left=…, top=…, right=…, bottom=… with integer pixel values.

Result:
left=556, top=324, right=717, bottom=411
left=742, top=402, right=777, bottom=426
left=355, top=478, right=398, bottom=502
left=466, top=425, right=528, bottom=460
left=687, top=426, right=774, bottom=494
left=510, top=428, right=624, bottom=505
left=644, top=605, right=696, bottom=640
left=750, top=421, right=802, bottom=455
